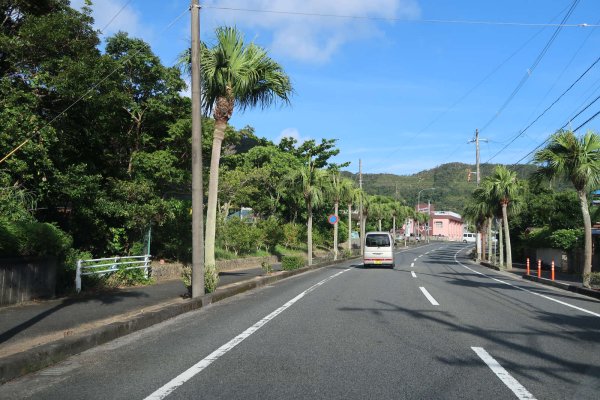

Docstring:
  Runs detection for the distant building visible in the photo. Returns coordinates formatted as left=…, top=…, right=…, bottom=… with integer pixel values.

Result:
left=430, top=210, right=463, bottom=241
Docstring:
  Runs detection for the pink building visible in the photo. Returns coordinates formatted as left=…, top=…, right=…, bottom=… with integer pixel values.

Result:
left=430, top=211, right=463, bottom=241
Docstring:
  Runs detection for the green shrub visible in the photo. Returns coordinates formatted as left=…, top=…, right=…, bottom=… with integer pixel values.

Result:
left=549, top=229, right=583, bottom=251
left=182, top=263, right=220, bottom=294
left=282, top=223, right=303, bottom=249
left=520, top=227, right=552, bottom=249
left=204, top=263, right=219, bottom=293
left=0, top=220, right=72, bottom=258
left=340, top=249, right=353, bottom=259
left=281, top=255, right=304, bottom=270
left=257, top=217, right=284, bottom=252
left=586, top=272, right=600, bottom=287
left=261, top=260, right=272, bottom=274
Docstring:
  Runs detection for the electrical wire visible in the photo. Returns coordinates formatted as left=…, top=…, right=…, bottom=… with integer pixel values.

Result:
left=508, top=93, right=600, bottom=168
left=484, top=53, right=600, bottom=163
left=201, top=5, right=598, bottom=28
left=0, top=7, right=190, bottom=165
left=99, top=0, right=135, bottom=34
left=478, top=0, right=580, bottom=135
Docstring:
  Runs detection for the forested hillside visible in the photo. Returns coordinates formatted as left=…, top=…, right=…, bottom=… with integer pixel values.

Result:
left=343, top=163, right=549, bottom=213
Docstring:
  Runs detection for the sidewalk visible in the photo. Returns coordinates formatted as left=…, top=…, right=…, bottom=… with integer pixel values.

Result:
left=480, top=261, right=600, bottom=300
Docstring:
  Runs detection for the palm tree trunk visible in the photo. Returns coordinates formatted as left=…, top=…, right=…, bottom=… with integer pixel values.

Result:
left=378, top=219, right=382, bottom=231
left=498, top=218, right=504, bottom=267
left=347, top=204, right=352, bottom=252
left=487, top=217, right=492, bottom=262
left=333, top=201, right=339, bottom=260
left=579, top=191, right=593, bottom=287
left=393, top=216, right=396, bottom=242
left=204, top=120, right=226, bottom=268
left=502, top=202, right=512, bottom=270
left=307, top=200, right=313, bottom=266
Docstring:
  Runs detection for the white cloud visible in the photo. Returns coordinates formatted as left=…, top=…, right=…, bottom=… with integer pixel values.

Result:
left=276, top=128, right=310, bottom=144
left=202, top=0, right=421, bottom=62
left=70, top=0, right=150, bottom=39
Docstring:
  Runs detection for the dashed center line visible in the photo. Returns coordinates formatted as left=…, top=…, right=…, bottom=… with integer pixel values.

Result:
left=472, top=347, right=536, bottom=399
left=419, top=287, right=439, bottom=306
left=411, top=271, right=417, bottom=278
left=410, top=262, right=414, bottom=268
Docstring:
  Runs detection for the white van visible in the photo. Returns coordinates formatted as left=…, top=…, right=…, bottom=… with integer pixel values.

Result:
left=363, top=232, right=395, bottom=267
left=462, top=233, right=476, bottom=243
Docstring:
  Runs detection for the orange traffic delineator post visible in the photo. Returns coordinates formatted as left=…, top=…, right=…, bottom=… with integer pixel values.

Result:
left=526, top=258, right=530, bottom=275
left=551, top=260, right=555, bottom=281
left=537, top=259, right=541, bottom=278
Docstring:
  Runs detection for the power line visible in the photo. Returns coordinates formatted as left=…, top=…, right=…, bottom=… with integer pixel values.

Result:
left=381, top=19, right=550, bottom=162
left=0, top=7, right=190, bottom=165
left=574, top=109, right=600, bottom=132
left=478, top=0, right=581, bottom=135
left=202, top=5, right=598, bottom=28
left=508, top=94, right=600, bottom=168
left=484, top=53, right=600, bottom=164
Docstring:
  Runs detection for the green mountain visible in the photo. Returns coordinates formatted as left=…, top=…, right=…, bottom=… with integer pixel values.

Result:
left=342, top=162, right=538, bottom=214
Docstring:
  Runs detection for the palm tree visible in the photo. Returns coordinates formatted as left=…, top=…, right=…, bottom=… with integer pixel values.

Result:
left=485, top=166, right=520, bottom=270
left=179, top=27, right=293, bottom=269
left=533, top=130, right=600, bottom=287
left=293, top=164, right=328, bottom=266
left=328, top=169, right=352, bottom=260
left=328, top=171, right=353, bottom=260
left=463, top=189, right=493, bottom=262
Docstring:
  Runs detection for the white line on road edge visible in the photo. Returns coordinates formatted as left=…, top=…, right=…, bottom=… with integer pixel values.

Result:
left=472, top=347, right=536, bottom=400
left=420, top=287, right=439, bottom=306
left=411, top=271, right=417, bottom=278
left=453, top=250, right=600, bottom=318
left=144, top=269, right=350, bottom=400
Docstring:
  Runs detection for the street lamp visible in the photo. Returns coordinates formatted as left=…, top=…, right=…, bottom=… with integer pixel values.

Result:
left=416, top=187, right=435, bottom=239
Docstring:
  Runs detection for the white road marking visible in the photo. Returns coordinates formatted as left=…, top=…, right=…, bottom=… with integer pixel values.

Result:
left=453, top=250, right=600, bottom=318
left=472, top=347, right=536, bottom=400
left=410, top=262, right=414, bottom=268
left=144, top=269, right=350, bottom=400
left=411, top=271, right=417, bottom=278
left=413, top=258, right=418, bottom=262
left=420, top=287, right=439, bottom=306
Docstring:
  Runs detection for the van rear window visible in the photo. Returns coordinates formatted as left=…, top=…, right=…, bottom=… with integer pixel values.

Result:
left=366, top=234, right=390, bottom=247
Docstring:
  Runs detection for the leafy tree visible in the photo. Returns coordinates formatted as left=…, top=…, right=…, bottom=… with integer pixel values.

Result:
left=533, top=130, right=600, bottom=287
left=179, top=26, right=293, bottom=273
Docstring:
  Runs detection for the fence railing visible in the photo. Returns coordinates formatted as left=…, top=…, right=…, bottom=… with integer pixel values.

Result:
left=75, top=255, right=151, bottom=293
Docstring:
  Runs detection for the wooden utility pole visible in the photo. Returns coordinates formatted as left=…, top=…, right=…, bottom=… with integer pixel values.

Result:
left=359, top=159, right=364, bottom=256
left=191, top=0, right=205, bottom=297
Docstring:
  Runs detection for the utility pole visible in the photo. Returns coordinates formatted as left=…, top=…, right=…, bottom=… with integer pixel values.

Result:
left=190, top=0, right=205, bottom=297
left=468, top=129, right=488, bottom=186
left=468, top=129, right=487, bottom=262
left=359, top=159, right=364, bottom=256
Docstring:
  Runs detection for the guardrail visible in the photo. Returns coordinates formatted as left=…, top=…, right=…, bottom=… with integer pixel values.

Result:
left=75, top=255, right=151, bottom=293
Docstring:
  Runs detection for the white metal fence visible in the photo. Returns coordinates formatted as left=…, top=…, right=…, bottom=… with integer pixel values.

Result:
left=75, top=255, right=151, bottom=293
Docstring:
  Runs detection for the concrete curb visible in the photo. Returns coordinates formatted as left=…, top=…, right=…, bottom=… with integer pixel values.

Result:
left=522, top=274, right=600, bottom=300
left=479, top=262, right=600, bottom=300
left=0, top=256, right=360, bottom=384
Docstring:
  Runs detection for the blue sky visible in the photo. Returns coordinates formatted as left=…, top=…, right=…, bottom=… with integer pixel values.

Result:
left=71, top=0, right=600, bottom=175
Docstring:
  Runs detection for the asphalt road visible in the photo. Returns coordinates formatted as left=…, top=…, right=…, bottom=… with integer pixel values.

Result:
left=2, top=243, right=600, bottom=399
